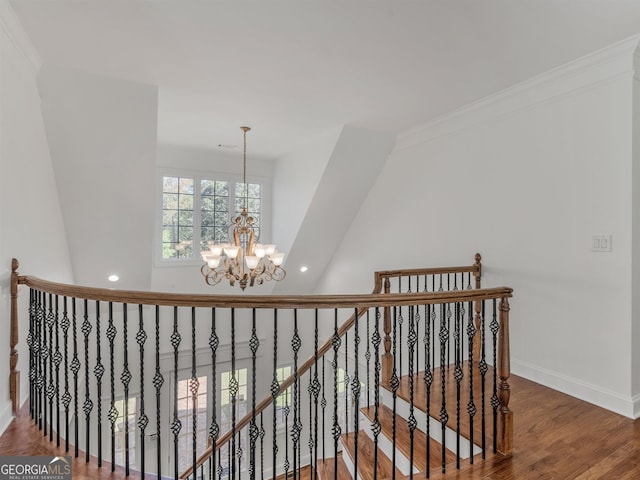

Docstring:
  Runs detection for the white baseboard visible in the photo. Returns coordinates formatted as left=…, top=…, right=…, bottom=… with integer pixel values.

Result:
left=512, top=359, right=637, bottom=419
left=0, top=399, right=14, bottom=437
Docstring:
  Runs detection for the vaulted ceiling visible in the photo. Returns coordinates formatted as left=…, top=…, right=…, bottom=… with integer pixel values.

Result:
left=10, top=0, right=640, bottom=160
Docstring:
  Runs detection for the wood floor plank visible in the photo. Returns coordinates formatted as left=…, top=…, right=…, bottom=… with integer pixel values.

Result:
left=316, top=453, right=351, bottom=480
left=341, top=430, right=402, bottom=480
left=3, top=372, right=640, bottom=479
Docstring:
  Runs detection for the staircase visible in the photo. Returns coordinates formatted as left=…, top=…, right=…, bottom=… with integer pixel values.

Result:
left=317, top=362, right=492, bottom=480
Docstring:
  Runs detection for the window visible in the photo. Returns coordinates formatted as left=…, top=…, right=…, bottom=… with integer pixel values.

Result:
left=176, top=376, right=209, bottom=474
left=161, top=174, right=263, bottom=260
left=113, top=398, right=137, bottom=469
left=274, top=366, right=292, bottom=424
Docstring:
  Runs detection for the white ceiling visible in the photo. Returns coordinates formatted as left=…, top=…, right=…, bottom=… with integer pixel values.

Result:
left=10, top=0, right=640, bottom=160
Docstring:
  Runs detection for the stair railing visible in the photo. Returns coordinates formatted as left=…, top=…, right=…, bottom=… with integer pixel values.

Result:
left=10, top=254, right=512, bottom=480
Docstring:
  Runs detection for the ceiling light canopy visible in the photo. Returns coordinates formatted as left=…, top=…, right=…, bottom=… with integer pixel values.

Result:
left=200, top=126, right=286, bottom=290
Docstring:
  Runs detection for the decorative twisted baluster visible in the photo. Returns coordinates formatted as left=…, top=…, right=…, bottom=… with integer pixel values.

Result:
left=138, top=304, right=149, bottom=477
left=352, top=308, right=362, bottom=480
left=490, top=299, right=499, bottom=454
left=270, top=310, right=279, bottom=480
left=390, top=306, right=400, bottom=474
left=171, top=306, right=182, bottom=479
left=71, top=298, right=79, bottom=457
left=291, top=310, right=302, bottom=480
left=310, top=309, right=321, bottom=480
left=466, top=301, right=477, bottom=463
left=46, top=294, right=54, bottom=440
left=407, top=305, right=418, bottom=479
left=54, top=296, right=61, bottom=447
left=249, top=309, right=259, bottom=480
left=107, top=302, right=117, bottom=471
left=478, top=300, right=488, bottom=458
left=95, top=301, right=105, bottom=466
left=331, top=309, right=341, bottom=480
left=209, top=309, right=219, bottom=480
left=424, top=304, right=433, bottom=477
left=81, top=299, right=93, bottom=462
left=365, top=310, right=371, bottom=407
left=154, top=306, right=164, bottom=478
left=344, top=331, right=349, bottom=436
left=121, top=305, right=132, bottom=474
left=230, top=309, right=239, bottom=480
left=371, top=308, right=382, bottom=480
left=454, top=303, right=463, bottom=468
left=188, top=307, right=198, bottom=480
left=439, top=303, right=449, bottom=473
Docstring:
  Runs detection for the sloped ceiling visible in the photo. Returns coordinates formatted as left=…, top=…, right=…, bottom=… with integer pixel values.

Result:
left=9, top=0, right=640, bottom=161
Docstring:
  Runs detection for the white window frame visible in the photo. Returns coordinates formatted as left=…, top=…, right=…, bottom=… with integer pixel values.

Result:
left=155, top=168, right=271, bottom=267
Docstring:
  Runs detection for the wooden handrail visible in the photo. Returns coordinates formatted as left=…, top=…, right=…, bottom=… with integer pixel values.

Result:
left=19, top=275, right=509, bottom=309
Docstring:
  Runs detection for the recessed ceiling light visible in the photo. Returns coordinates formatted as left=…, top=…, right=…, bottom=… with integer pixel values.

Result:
left=300, top=266, right=308, bottom=273
left=108, top=274, right=119, bottom=282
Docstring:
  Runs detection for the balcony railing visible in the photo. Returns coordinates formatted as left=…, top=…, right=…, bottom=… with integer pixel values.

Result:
left=9, top=253, right=513, bottom=479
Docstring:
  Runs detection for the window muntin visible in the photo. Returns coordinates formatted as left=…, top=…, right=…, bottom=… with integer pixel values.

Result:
left=160, top=175, right=264, bottom=261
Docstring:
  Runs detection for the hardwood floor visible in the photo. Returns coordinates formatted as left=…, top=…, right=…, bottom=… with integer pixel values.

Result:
left=2, top=373, right=640, bottom=479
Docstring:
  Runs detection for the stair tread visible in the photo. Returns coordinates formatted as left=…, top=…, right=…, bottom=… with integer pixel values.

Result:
left=383, top=362, right=496, bottom=449
left=341, top=430, right=402, bottom=480
left=317, top=452, right=351, bottom=480
left=361, top=404, right=456, bottom=472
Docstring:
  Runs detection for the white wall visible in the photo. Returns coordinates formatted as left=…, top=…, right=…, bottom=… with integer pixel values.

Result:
left=38, top=64, right=158, bottom=291
left=632, top=49, right=640, bottom=416
left=318, top=36, right=640, bottom=417
left=0, top=1, right=73, bottom=433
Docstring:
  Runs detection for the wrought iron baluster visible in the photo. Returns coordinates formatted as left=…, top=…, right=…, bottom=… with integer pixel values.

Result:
left=424, top=304, right=432, bottom=478
left=390, top=305, right=400, bottom=478
left=352, top=308, right=361, bottom=480
left=95, top=301, right=104, bottom=466
left=344, top=330, right=349, bottom=436
left=478, top=300, right=488, bottom=459
left=407, top=305, right=417, bottom=480
left=37, top=291, right=44, bottom=430
left=292, top=310, right=301, bottom=480
left=331, top=309, right=341, bottom=480
left=54, top=295, right=61, bottom=448
left=46, top=293, right=54, bottom=440
left=209, top=308, right=219, bottom=480
left=71, top=297, right=79, bottom=457
left=365, top=310, right=371, bottom=408
left=81, top=299, right=92, bottom=462
left=397, top=280, right=403, bottom=379
left=107, top=303, right=117, bottom=471
left=454, top=303, right=463, bottom=469
left=230, top=308, right=239, bottom=480
left=310, top=309, right=321, bottom=480
left=154, top=306, right=164, bottom=478
left=249, top=309, right=259, bottom=480
left=27, top=290, right=34, bottom=420
left=270, top=310, right=279, bottom=480
left=321, top=355, right=326, bottom=462
left=467, top=300, right=477, bottom=463
left=138, top=304, right=149, bottom=477
left=189, top=308, right=199, bottom=480
left=259, top=412, right=265, bottom=480
left=171, top=306, right=182, bottom=480
left=490, top=299, right=499, bottom=454
left=371, top=308, right=382, bottom=480
left=122, top=304, right=132, bottom=475
left=439, top=303, right=448, bottom=474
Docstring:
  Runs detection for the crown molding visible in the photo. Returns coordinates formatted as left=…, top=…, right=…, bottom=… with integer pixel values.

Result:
left=398, top=34, right=640, bottom=152
left=0, top=0, right=41, bottom=73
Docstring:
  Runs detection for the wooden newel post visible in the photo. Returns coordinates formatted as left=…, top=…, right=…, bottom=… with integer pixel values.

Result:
left=381, top=277, right=392, bottom=385
left=10, top=258, right=20, bottom=414
left=497, top=296, right=513, bottom=455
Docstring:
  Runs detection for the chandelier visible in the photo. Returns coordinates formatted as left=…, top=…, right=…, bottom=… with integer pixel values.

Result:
left=200, top=126, right=286, bottom=290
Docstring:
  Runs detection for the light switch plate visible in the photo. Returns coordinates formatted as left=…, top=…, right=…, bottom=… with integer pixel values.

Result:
left=592, top=235, right=612, bottom=252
